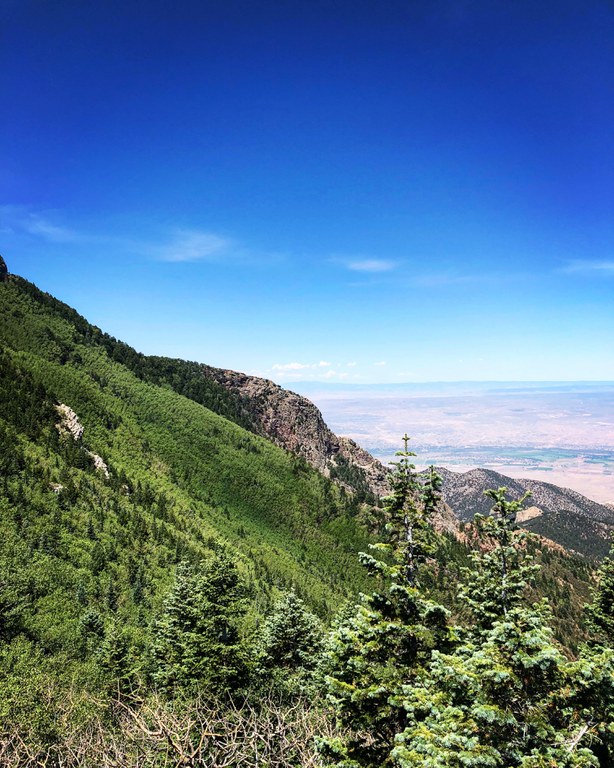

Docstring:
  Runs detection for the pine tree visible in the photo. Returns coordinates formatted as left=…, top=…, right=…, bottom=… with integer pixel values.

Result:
left=151, top=553, right=248, bottom=695
left=322, top=436, right=451, bottom=768
left=394, top=488, right=609, bottom=768
left=566, top=542, right=614, bottom=767
left=585, top=542, right=614, bottom=646
left=256, top=589, right=325, bottom=694
left=458, top=486, right=539, bottom=632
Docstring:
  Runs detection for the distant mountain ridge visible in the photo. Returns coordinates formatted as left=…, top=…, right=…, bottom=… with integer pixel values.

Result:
left=436, top=466, right=614, bottom=558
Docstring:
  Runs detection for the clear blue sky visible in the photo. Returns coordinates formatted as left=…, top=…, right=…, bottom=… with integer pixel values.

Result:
left=2, top=0, right=613, bottom=383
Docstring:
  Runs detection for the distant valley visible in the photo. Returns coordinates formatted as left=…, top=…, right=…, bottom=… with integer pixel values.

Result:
left=296, top=381, right=614, bottom=505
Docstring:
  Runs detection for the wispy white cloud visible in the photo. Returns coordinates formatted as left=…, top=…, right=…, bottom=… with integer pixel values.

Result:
left=0, top=205, right=80, bottom=243
left=156, top=229, right=233, bottom=263
left=323, top=369, right=347, bottom=379
left=345, top=258, right=397, bottom=273
left=272, top=360, right=332, bottom=372
left=269, top=362, right=350, bottom=382
left=0, top=205, right=282, bottom=269
left=272, top=362, right=312, bottom=371
left=561, top=260, right=614, bottom=276
left=25, top=216, right=78, bottom=243
left=374, top=361, right=387, bottom=367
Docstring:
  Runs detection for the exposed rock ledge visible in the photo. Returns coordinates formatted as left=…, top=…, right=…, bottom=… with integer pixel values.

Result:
left=55, top=403, right=109, bottom=478
left=200, top=365, right=391, bottom=498
left=197, top=366, right=460, bottom=531
left=56, top=404, right=85, bottom=441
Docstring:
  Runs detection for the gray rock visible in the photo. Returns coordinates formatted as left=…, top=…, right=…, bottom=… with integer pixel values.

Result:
left=200, top=364, right=391, bottom=498
left=0, top=256, right=7, bottom=281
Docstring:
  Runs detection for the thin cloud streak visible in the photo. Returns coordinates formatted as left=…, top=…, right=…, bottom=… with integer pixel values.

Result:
left=1, top=205, right=284, bottom=268
left=346, top=258, right=397, bottom=273
left=156, top=230, right=233, bottom=263
left=0, top=206, right=80, bottom=243
left=561, top=260, right=614, bottom=276
left=272, top=361, right=332, bottom=372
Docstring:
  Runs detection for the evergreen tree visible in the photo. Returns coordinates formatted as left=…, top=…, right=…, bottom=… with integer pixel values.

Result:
left=458, top=487, right=539, bottom=632
left=566, top=541, right=614, bottom=767
left=151, top=553, right=248, bottom=695
left=322, top=436, right=451, bottom=768
left=394, top=488, right=610, bottom=768
left=256, top=590, right=325, bottom=694
left=585, top=542, right=614, bottom=645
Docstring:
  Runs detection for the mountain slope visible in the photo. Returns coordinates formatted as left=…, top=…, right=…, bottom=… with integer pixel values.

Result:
left=437, top=466, right=614, bottom=558
left=8, top=274, right=388, bottom=503
left=0, top=266, right=599, bottom=654
left=0, top=272, right=376, bottom=624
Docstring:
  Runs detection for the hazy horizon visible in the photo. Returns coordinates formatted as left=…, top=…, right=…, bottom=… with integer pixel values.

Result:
left=297, top=381, right=614, bottom=505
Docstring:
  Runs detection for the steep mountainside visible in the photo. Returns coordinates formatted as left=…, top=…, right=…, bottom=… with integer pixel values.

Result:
left=10, top=272, right=389, bottom=504
left=438, top=466, right=614, bottom=558
left=0, top=271, right=378, bottom=622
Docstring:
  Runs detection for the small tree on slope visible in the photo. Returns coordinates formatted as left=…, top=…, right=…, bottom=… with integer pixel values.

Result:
left=585, top=543, right=614, bottom=646
left=152, top=553, right=248, bottom=695
left=255, top=589, right=325, bottom=695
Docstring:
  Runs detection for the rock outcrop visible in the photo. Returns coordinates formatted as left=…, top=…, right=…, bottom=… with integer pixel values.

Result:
left=0, top=256, right=8, bottom=282
left=56, top=403, right=85, bottom=441
left=197, top=366, right=461, bottom=535
left=200, top=365, right=391, bottom=499
left=55, top=403, right=110, bottom=478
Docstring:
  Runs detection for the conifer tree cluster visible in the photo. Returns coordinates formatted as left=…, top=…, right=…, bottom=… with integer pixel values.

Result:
left=323, top=438, right=614, bottom=768
left=322, top=436, right=452, bottom=766
left=151, top=553, right=248, bottom=695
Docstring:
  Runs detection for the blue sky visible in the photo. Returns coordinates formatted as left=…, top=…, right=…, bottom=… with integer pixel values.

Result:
left=1, top=0, right=613, bottom=383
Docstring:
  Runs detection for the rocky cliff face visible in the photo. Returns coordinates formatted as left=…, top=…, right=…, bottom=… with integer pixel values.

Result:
left=0, top=256, right=8, bottom=282
left=197, top=365, right=460, bottom=533
left=200, top=365, right=390, bottom=499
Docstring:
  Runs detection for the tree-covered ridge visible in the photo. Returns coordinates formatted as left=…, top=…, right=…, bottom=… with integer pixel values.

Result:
left=7, top=275, right=256, bottom=430
left=8, top=275, right=383, bottom=503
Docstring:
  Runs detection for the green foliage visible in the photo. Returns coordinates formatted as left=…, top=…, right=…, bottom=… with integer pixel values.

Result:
left=394, top=487, right=613, bottom=768
left=152, top=554, right=248, bottom=694
left=326, top=471, right=614, bottom=767
left=585, top=542, right=614, bottom=645
left=459, top=486, right=540, bottom=632
left=322, top=437, right=452, bottom=767
left=255, top=589, right=325, bottom=694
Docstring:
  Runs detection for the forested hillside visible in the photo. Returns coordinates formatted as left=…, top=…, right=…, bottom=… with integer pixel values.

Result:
left=0, top=268, right=611, bottom=766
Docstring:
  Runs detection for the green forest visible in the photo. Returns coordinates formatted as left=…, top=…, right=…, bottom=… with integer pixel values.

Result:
left=0, top=273, right=612, bottom=767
